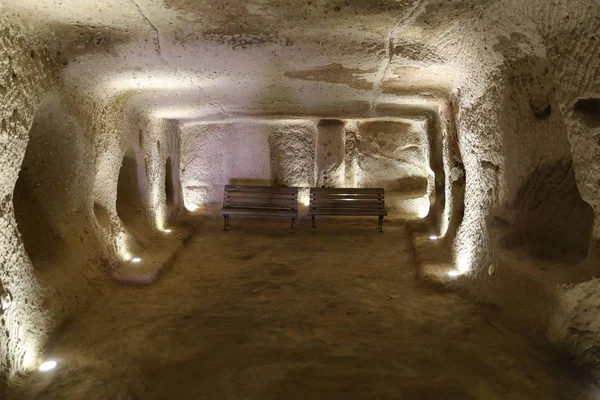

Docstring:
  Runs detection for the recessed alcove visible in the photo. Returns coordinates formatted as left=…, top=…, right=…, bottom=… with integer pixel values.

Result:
left=180, top=117, right=434, bottom=218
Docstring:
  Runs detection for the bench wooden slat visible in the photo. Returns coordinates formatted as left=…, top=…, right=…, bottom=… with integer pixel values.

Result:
left=225, top=197, right=297, bottom=203
left=310, top=202, right=385, bottom=210
left=223, top=197, right=298, bottom=204
left=311, top=188, right=384, bottom=194
left=310, top=199, right=384, bottom=205
left=310, top=209, right=387, bottom=213
left=221, top=185, right=299, bottom=230
left=224, top=193, right=295, bottom=198
left=225, top=202, right=296, bottom=209
left=309, top=194, right=383, bottom=200
left=226, top=193, right=297, bottom=200
left=225, top=205, right=296, bottom=211
left=225, top=193, right=297, bottom=200
left=221, top=208, right=297, bottom=216
left=308, top=187, right=387, bottom=230
left=309, top=206, right=387, bottom=212
left=309, top=210, right=388, bottom=216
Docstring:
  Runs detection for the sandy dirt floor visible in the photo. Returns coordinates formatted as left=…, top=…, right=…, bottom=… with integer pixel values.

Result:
left=7, top=218, right=597, bottom=399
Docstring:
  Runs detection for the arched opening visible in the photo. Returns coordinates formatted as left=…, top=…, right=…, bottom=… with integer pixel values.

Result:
left=165, top=156, right=175, bottom=206
left=512, top=158, right=594, bottom=262
left=13, top=168, right=63, bottom=264
left=12, top=96, right=88, bottom=265
left=116, top=154, right=145, bottom=227
left=574, top=97, right=600, bottom=130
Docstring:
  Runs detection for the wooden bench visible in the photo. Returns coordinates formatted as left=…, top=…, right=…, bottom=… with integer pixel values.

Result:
left=309, top=188, right=387, bottom=232
left=221, top=185, right=298, bottom=231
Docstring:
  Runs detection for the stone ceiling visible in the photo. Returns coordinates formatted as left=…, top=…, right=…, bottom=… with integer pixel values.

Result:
left=2, top=0, right=484, bottom=122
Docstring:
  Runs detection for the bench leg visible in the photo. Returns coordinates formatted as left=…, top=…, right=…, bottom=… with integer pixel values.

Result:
left=223, top=215, right=229, bottom=231
left=291, top=217, right=295, bottom=231
left=378, top=216, right=384, bottom=233
left=311, top=215, right=316, bottom=229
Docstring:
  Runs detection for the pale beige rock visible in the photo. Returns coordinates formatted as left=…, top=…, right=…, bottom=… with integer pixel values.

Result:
left=0, top=0, right=598, bottom=392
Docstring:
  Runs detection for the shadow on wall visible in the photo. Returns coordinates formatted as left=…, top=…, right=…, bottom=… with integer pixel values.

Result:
left=509, top=158, right=594, bottom=262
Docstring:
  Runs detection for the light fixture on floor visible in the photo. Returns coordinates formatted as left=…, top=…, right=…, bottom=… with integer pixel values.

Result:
left=164, top=228, right=172, bottom=233
left=131, top=257, right=142, bottom=263
left=39, top=360, right=57, bottom=372
left=448, top=270, right=461, bottom=277
left=429, top=235, right=438, bottom=240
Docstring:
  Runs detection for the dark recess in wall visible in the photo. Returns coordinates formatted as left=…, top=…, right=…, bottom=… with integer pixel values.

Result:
left=12, top=105, right=72, bottom=265
left=512, top=158, right=593, bottom=262
left=573, top=98, right=600, bottom=128
left=574, top=98, right=600, bottom=114
left=116, top=154, right=144, bottom=226
left=165, top=157, right=175, bottom=206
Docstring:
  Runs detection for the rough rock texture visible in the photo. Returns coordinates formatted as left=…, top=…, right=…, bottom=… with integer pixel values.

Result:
left=0, top=6, right=185, bottom=381
left=269, top=123, right=316, bottom=189
left=354, top=120, right=431, bottom=215
left=512, top=159, right=594, bottom=261
left=316, top=120, right=346, bottom=188
left=0, top=0, right=599, bottom=389
left=181, top=122, right=283, bottom=208
left=181, top=118, right=430, bottom=216
left=0, top=12, right=62, bottom=378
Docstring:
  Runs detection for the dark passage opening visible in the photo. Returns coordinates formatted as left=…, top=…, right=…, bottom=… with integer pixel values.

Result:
left=573, top=97, right=600, bottom=128
left=116, top=154, right=145, bottom=227
left=12, top=97, right=81, bottom=264
left=513, top=158, right=594, bottom=262
left=165, top=157, right=175, bottom=206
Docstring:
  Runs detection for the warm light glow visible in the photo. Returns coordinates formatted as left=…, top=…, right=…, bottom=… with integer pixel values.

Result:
left=39, top=360, right=57, bottom=372
left=298, top=189, right=310, bottom=206
left=185, top=204, right=198, bottom=212
left=154, top=207, right=167, bottom=232
left=107, top=72, right=223, bottom=92
left=23, top=350, right=36, bottom=369
left=429, top=235, right=438, bottom=240
left=131, top=257, right=142, bottom=263
left=448, top=270, right=461, bottom=277
left=456, top=251, right=472, bottom=274
left=116, top=232, right=133, bottom=261
left=164, top=228, right=172, bottom=233
left=417, top=200, right=430, bottom=218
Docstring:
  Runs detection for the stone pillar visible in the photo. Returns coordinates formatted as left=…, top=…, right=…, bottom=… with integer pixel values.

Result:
left=315, top=120, right=345, bottom=187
